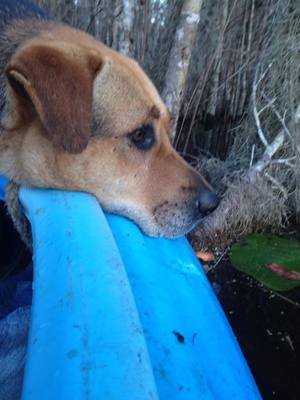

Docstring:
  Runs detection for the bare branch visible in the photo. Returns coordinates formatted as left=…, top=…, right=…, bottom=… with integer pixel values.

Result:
left=262, top=93, right=300, bottom=155
left=249, top=129, right=285, bottom=180
left=252, top=63, right=274, bottom=147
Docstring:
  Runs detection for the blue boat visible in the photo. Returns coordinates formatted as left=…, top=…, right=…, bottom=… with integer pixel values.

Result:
left=0, top=176, right=261, bottom=399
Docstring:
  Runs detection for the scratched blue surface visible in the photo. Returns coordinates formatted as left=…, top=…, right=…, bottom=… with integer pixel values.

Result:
left=0, top=178, right=261, bottom=399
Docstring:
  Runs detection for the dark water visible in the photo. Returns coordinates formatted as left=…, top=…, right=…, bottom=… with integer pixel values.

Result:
left=208, top=261, right=300, bottom=400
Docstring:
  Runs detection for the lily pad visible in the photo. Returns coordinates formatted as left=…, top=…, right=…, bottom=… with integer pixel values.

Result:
left=229, top=234, right=300, bottom=292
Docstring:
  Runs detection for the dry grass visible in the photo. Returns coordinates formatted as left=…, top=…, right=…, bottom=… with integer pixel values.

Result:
left=192, top=171, right=289, bottom=250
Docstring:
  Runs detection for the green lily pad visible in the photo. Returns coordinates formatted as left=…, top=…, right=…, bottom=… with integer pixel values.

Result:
left=229, top=234, right=300, bottom=292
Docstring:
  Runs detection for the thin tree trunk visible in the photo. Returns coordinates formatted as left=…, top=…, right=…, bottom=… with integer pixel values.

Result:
left=118, top=0, right=135, bottom=57
left=207, top=0, right=228, bottom=116
left=61, top=0, right=73, bottom=25
left=93, top=0, right=102, bottom=40
left=162, top=0, right=203, bottom=142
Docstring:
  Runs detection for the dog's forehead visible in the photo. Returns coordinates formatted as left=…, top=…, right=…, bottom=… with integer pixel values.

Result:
left=92, top=53, right=167, bottom=136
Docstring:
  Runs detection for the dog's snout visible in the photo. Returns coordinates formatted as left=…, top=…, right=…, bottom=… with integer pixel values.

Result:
left=196, top=189, right=220, bottom=216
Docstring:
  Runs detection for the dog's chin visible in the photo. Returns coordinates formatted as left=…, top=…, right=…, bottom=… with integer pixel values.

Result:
left=146, top=215, right=202, bottom=239
left=101, top=201, right=202, bottom=239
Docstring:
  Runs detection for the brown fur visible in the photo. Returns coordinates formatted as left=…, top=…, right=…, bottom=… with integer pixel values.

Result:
left=0, top=18, right=217, bottom=238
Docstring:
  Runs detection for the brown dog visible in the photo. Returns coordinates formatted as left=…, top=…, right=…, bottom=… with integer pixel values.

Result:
left=0, top=1, right=219, bottom=239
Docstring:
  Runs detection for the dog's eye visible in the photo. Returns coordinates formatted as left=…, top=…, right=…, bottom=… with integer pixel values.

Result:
left=128, top=125, right=155, bottom=151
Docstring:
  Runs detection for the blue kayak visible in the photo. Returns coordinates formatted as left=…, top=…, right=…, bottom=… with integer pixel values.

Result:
left=0, top=177, right=261, bottom=399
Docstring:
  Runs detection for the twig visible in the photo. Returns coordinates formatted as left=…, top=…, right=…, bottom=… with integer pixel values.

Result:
left=264, top=172, right=288, bottom=200
left=207, top=247, right=229, bottom=273
left=270, top=290, right=300, bottom=308
left=249, top=144, right=255, bottom=167
left=271, top=157, right=295, bottom=168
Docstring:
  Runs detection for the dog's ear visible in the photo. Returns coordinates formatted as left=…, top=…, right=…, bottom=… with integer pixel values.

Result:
left=4, top=42, right=102, bottom=153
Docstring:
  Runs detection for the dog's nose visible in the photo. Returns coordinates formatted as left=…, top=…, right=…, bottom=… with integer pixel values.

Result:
left=196, top=189, right=220, bottom=216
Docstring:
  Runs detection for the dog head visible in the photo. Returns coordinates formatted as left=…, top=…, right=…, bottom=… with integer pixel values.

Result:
left=1, top=24, right=219, bottom=238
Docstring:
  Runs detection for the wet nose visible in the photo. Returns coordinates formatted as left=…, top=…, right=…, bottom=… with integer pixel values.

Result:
left=196, top=189, right=220, bottom=216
